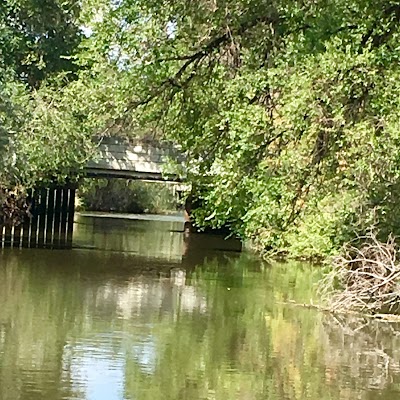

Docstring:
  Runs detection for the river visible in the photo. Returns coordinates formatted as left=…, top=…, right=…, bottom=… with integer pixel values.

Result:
left=0, top=213, right=400, bottom=399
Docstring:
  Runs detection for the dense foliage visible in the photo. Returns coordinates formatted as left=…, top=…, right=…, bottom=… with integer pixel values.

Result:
left=0, top=0, right=90, bottom=187
left=0, top=0, right=81, bottom=88
left=3, top=0, right=400, bottom=257
left=78, top=178, right=179, bottom=214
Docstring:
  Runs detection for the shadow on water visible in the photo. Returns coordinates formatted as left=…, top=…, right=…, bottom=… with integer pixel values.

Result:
left=73, top=212, right=242, bottom=266
left=1, top=214, right=400, bottom=399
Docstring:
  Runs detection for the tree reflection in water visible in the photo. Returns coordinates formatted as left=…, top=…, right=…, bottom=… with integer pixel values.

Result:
left=0, top=237, right=400, bottom=399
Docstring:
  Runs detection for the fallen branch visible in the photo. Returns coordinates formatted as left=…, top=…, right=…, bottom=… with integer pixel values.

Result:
left=279, top=299, right=400, bottom=322
left=321, top=233, right=400, bottom=315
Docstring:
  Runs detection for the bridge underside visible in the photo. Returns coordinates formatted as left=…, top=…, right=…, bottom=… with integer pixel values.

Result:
left=85, top=168, right=190, bottom=192
left=85, top=167, right=175, bottom=182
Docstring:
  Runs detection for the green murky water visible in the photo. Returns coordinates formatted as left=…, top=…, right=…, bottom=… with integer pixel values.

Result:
left=1, top=214, right=400, bottom=400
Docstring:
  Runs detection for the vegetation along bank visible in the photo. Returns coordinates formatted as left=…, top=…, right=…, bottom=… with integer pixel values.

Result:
left=1, top=0, right=400, bottom=262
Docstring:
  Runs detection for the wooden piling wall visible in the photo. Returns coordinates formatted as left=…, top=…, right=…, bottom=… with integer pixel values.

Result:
left=0, top=185, right=76, bottom=249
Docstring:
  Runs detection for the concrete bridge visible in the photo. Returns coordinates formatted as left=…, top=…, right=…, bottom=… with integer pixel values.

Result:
left=0, top=137, right=189, bottom=250
left=85, top=137, right=186, bottom=184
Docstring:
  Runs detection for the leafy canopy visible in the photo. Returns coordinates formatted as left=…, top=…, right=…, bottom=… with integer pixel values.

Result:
left=4, top=0, right=400, bottom=257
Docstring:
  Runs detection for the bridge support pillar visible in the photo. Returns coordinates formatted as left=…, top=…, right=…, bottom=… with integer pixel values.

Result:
left=184, top=196, right=192, bottom=234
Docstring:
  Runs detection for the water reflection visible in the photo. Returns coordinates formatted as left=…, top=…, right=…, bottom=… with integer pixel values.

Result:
left=0, top=217, right=400, bottom=399
left=73, top=213, right=185, bottom=262
left=73, top=213, right=241, bottom=264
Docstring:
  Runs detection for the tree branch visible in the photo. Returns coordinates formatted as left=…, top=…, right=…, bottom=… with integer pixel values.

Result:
left=361, top=4, right=400, bottom=48
left=129, top=13, right=280, bottom=109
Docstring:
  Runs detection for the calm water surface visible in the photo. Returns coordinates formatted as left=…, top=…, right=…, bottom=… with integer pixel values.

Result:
left=1, top=214, right=400, bottom=399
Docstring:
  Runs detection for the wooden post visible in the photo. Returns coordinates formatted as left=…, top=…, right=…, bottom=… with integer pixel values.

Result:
left=184, top=196, right=192, bottom=233
left=60, top=187, right=69, bottom=248
left=4, top=224, right=12, bottom=247
left=52, top=188, right=62, bottom=249
left=45, top=188, right=55, bottom=248
left=66, top=186, right=76, bottom=249
left=13, top=224, right=22, bottom=248
left=29, top=193, right=39, bottom=248
left=37, top=188, right=48, bottom=248
left=21, top=188, right=33, bottom=248
left=22, top=217, right=30, bottom=248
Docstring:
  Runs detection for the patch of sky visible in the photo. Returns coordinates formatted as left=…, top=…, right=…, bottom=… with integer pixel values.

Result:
left=166, top=20, right=177, bottom=39
left=80, top=25, right=93, bottom=38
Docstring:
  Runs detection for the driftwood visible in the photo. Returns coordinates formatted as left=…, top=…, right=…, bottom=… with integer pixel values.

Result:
left=280, top=300, right=400, bottom=322
left=321, top=233, right=400, bottom=315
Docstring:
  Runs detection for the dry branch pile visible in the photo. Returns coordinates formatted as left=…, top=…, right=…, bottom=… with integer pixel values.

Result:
left=323, top=234, right=400, bottom=314
left=0, top=187, right=31, bottom=227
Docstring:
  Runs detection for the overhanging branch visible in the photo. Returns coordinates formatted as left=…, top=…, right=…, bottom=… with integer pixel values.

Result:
left=129, top=13, right=280, bottom=109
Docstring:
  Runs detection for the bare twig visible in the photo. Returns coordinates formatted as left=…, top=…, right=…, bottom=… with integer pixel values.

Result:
left=321, top=233, right=400, bottom=314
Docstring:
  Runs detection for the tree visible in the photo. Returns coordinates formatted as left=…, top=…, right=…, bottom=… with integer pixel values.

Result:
left=5, top=0, right=400, bottom=257
left=0, top=0, right=82, bottom=88
left=73, top=0, right=400, bottom=257
left=0, top=0, right=92, bottom=187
